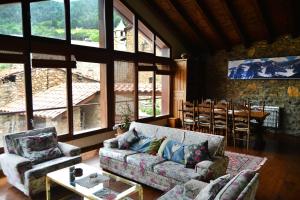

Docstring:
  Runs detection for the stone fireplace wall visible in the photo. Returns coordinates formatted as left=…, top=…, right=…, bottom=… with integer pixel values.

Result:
left=205, top=35, right=300, bottom=135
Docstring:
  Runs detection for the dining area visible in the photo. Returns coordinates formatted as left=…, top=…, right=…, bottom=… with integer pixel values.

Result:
left=179, top=99, right=270, bottom=150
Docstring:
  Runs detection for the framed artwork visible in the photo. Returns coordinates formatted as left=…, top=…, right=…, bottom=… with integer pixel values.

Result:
left=228, top=56, right=300, bottom=79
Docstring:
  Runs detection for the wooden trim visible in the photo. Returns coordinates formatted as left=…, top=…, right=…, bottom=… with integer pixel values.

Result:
left=134, top=61, right=139, bottom=120
left=138, top=65, right=155, bottom=71
left=153, top=71, right=156, bottom=117
left=31, top=59, right=76, bottom=68
left=0, top=0, right=21, bottom=4
left=0, top=54, right=25, bottom=63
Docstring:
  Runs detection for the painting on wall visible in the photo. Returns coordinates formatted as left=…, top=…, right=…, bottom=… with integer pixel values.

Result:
left=228, top=56, right=300, bottom=79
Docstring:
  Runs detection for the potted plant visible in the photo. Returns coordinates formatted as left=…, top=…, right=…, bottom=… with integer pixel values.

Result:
left=113, top=103, right=133, bottom=136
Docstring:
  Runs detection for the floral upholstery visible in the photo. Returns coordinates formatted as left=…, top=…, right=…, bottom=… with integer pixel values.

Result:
left=126, top=153, right=165, bottom=172
left=99, top=147, right=137, bottom=162
left=184, top=179, right=208, bottom=199
left=196, top=156, right=229, bottom=181
left=153, top=161, right=201, bottom=183
left=158, top=185, right=192, bottom=200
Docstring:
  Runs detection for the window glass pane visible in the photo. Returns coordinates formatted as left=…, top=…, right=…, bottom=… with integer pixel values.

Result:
left=70, top=0, right=105, bottom=48
left=156, top=37, right=170, bottom=57
left=0, top=63, right=26, bottom=147
left=31, top=66, right=67, bottom=135
left=138, top=20, right=154, bottom=54
left=72, top=62, right=107, bottom=134
left=114, top=61, right=135, bottom=124
left=0, top=3, right=23, bottom=36
left=138, top=71, right=154, bottom=119
left=30, top=0, right=66, bottom=39
left=113, top=0, right=134, bottom=52
left=156, top=75, right=170, bottom=116
left=156, top=64, right=171, bottom=71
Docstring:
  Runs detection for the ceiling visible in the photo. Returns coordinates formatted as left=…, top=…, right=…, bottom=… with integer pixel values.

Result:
left=146, top=0, right=300, bottom=52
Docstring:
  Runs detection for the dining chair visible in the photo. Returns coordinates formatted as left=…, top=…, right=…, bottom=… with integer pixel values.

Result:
left=181, top=100, right=196, bottom=131
left=232, top=102, right=252, bottom=150
left=197, top=100, right=213, bottom=133
left=213, top=101, right=229, bottom=146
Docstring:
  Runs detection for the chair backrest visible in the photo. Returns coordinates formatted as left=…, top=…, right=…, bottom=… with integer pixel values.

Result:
left=232, top=103, right=251, bottom=131
left=181, top=101, right=196, bottom=128
left=197, top=100, right=213, bottom=124
left=213, top=102, right=229, bottom=126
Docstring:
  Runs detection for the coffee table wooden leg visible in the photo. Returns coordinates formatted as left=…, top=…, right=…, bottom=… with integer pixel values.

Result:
left=46, top=177, right=51, bottom=200
left=138, top=185, right=143, bottom=200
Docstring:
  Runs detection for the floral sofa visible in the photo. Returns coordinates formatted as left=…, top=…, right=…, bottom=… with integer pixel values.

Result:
left=0, top=127, right=81, bottom=196
left=158, top=170, right=259, bottom=200
left=99, top=122, right=229, bottom=192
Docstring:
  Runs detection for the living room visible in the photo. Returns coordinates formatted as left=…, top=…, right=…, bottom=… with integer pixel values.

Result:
left=0, top=0, right=299, bottom=200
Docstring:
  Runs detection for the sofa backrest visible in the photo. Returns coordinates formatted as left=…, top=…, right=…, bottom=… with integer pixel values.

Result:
left=4, top=127, right=57, bottom=154
left=129, top=122, right=225, bottom=157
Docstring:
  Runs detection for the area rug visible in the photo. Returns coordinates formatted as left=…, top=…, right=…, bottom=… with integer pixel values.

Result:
left=225, top=151, right=267, bottom=176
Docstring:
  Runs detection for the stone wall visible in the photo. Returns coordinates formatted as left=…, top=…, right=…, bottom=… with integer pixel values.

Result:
left=205, top=35, right=300, bottom=135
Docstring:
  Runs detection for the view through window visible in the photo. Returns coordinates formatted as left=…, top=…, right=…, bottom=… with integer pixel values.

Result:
left=138, top=71, right=154, bottom=119
left=0, top=3, right=23, bottom=36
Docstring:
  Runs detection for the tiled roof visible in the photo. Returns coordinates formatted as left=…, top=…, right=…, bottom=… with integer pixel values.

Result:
left=0, top=82, right=161, bottom=119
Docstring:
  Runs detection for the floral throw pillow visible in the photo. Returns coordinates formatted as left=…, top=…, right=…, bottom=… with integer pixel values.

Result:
left=117, top=129, right=140, bottom=149
left=184, top=140, right=211, bottom=168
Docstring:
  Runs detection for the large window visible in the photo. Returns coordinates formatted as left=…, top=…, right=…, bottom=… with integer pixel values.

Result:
left=70, top=0, right=105, bottom=48
left=138, top=71, right=154, bottom=119
left=138, top=20, right=154, bottom=54
left=113, top=0, right=134, bottom=52
left=72, top=62, right=107, bottom=134
left=0, top=3, right=23, bottom=36
left=156, top=37, right=170, bottom=57
left=0, top=63, right=26, bottom=147
left=114, top=61, right=135, bottom=124
left=30, top=0, right=66, bottom=39
left=156, top=74, right=170, bottom=116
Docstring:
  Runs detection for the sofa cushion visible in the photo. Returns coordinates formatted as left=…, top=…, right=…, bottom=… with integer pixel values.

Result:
left=195, top=174, right=231, bottom=200
left=162, top=140, right=185, bottom=164
left=146, top=137, right=166, bottom=155
left=16, top=132, right=63, bottom=164
left=184, top=141, right=211, bottom=169
left=184, top=179, right=208, bottom=199
left=100, top=148, right=137, bottom=162
left=217, top=170, right=256, bottom=200
left=126, top=153, right=165, bottom=171
left=158, top=185, right=192, bottom=200
left=118, top=129, right=140, bottom=149
left=153, top=161, right=201, bottom=183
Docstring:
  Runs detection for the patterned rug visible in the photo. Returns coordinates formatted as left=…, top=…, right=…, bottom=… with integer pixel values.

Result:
left=225, top=151, right=267, bottom=176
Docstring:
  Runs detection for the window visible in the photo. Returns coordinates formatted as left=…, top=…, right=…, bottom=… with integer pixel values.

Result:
left=72, top=61, right=107, bottom=134
left=138, top=71, right=154, bottom=119
left=113, top=0, right=134, bottom=52
left=114, top=61, right=135, bottom=124
left=30, top=0, right=66, bottom=39
left=156, top=36, right=170, bottom=57
left=155, top=74, right=170, bottom=116
left=70, top=0, right=105, bottom=48
left=0, top=3, right=23, bottom=36
left=138, top=20, right=154, bottom=54
left=0, top=63, right=26, bottom=147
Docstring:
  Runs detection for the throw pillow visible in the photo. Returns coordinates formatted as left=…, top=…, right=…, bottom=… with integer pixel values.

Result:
left=162, top=140, right=185, bottom=164
left=157, top=138, right=170, bottom=157
left=16, top=132, right=63, bottom=164
left=218, top=170, right=256, bottom=200
left=184, top=140, right=211, bottom=169
left=129, top=136, right=153, bottom=152
left=195, top=174, right=231, bottom=200
left=117, top=129, right=140, bottom=149
left=146, top=137, right=166, bottom=155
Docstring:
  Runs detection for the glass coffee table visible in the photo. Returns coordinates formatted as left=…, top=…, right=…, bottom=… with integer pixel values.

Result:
left=46, top=163, right=143, bottom=200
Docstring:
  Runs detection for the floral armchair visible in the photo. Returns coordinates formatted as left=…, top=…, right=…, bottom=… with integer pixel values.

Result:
left=0, top=127, right=82, bottom=196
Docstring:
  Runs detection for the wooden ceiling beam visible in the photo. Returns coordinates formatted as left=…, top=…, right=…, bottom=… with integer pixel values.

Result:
left=223, top=0, right=251, bottom=47
left=169, top=0, right=213, bottom=52
left=290, top=0, right=300, bottom=37
left=253, top=0, right=276, bottom=42
left=145, top=0, right=206, bottom=52
left=195, top=0, right=231, bottom=51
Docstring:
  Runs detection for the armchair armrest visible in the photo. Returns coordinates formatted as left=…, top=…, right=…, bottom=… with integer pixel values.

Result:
left=58, top=142, right=81, bottom=157
left=195, top=156, right=229, bottom=181
left=0, top=153, right=32, bottom=183
left=183, top=179, right=208, bottom=199
left=103, top=137, right=118, bottom=148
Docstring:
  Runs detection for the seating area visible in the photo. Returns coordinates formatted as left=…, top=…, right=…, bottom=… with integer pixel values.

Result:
left=0, top=0, right=300, bottom=200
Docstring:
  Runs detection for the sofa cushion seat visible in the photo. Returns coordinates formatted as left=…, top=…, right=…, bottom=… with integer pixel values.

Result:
left=100, top=148, right=137, bottom=162
left=126, top=153, right=165, bottom=171
left=158, top=185, right=192, bottom=200
left=153, top=161, right=200, bottom=183
left=24, top=156, right=81, bottom=179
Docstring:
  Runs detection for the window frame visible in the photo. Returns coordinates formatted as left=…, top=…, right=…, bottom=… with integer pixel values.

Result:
left=0, top=0, right=172, bottom=153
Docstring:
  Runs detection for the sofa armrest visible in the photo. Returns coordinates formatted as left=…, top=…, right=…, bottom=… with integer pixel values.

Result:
left=58, top=142, right=81, bottom=157
left=103, top=137, right=118, bottom=148
left=183, top=179, right=208, bottom=199
left=0, top=153, right=32, bottom=183
left=195, top=156, right=229, bottom=181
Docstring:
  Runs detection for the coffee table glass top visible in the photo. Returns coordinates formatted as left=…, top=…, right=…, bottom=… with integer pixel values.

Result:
left=46, top=163, right=142, bottom=200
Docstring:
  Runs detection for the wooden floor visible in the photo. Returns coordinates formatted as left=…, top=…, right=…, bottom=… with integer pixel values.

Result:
left=0, top=132, right=300, bottom=200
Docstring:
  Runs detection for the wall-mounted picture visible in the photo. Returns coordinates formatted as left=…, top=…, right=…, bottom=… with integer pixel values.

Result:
left=228, top=56, right=300, bottom=79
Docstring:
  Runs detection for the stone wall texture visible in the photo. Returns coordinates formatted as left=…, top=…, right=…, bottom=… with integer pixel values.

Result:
left=205, top=35, right=300, bottom=135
